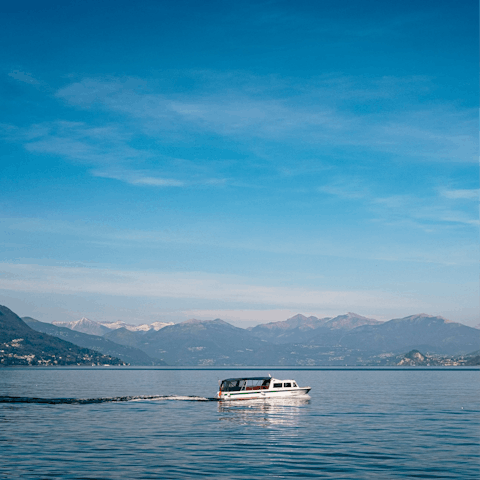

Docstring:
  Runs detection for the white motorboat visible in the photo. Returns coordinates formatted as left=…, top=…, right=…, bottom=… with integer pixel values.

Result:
left=217, top=375, right=310, bottom=401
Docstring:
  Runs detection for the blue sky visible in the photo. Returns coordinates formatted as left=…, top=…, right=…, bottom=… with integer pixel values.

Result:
left=1, top=0, right=478, bottom=326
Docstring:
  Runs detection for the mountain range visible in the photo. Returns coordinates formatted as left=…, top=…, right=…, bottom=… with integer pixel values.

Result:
left=4, top=304, right=479, bottom=366
left=29, top=310, right=480, bottom=366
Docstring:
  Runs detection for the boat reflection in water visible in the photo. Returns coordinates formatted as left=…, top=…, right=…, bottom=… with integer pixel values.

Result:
left=217, top=396, right=311, bottom=427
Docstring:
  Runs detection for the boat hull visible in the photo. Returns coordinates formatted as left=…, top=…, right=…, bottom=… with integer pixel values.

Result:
left=219, top=387, right=311, bottom=401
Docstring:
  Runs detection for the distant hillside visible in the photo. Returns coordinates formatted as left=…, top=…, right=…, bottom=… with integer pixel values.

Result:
left=0, top=306, right=125, bottom=366
left=465, top=355, right=480, bottom=366
left=106, top=318, right=278, bottom=366
left=248, top=313, right=329, bottom=344
left=325, top=312, right=383, bottom=330
left=337, top=314, right=480, bottom=355
left=249, top=312, right=380, bottom=344
left=23, top=317, right=166, bottom=366
left=395, top=350, right=441, bottom=366
left=384, top=349, right=480, bottom=366
left=104, top=327, right=144, bottom=348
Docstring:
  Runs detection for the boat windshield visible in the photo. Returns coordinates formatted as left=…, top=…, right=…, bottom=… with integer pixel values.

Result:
left=220, top=378, right=271, bottom=392
left=221, top=379, right=246, bottom=391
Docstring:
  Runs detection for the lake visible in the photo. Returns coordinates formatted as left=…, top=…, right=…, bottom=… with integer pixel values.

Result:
left=0, top=367, right=479, bottom=479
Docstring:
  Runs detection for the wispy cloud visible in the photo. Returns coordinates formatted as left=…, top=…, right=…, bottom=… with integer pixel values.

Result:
left=56, top=78, right=340, bottom=140
left=91, top=169, right=184, bottom=187
left=441, top=188, right=479, bottom=200
left=21, top=121, right=144, bottom=166
left=372, top=109, right=477, bottom=163
left=8, top=69, right=39, bottom=84
left=2, top=215, right=477, bottom=267
left=0, top=262, right=416, bottom=311
left=54, top=74, right=477, bottom=163
left=4, top=72, right=476, bottom=198
left=9, top=119, right=228, bottom=188
left=317, top=177, right=479, bottom=231
left=5, top=73, right=478, bottom=229
left=371, top=194, right=479, bottom=228
left=318, top=176, right=369, bottom=199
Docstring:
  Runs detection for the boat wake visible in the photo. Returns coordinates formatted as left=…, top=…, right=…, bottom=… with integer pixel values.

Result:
left=0, top=395, right=219, bottom=405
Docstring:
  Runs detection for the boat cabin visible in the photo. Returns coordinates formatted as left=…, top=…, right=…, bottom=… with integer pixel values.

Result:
left=219, top=376, right=299, bottom=392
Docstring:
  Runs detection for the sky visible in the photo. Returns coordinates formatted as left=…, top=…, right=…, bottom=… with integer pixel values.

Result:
left=0, top=0, right=478, bottom=327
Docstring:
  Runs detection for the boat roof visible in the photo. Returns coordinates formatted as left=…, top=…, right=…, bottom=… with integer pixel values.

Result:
left=221, top=376, right=271, bottom=382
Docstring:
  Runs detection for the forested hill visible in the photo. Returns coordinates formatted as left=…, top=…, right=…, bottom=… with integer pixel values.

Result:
left=0, top=305, right=125, bottom=366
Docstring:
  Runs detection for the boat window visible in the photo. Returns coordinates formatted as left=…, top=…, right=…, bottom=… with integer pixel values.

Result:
left=273, top=383, right=282, bottom=388
left=245, top=379, right=268, bottom=390
left=293, top=383, right=297, bottom=387
left=283, top=382, right=292, bottom=388
left=221, top=380, right=245, bottom=392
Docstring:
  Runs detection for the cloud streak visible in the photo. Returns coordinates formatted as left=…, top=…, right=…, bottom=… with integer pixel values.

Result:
left=2, top=214, right=477, bottom=267
left=9, top=119, right=228, bottom=188
left=317, top=177, right=479, bottom=230
left=91, top=169, right=184, bottom=187
left=5, top=72, right=476, bottom=196
left=55, top=74, right=477, bottom=163
left=441, top=188, right=479, bottom=200
left=8, top=69, right=39, bottom=84
left=0, top=262, right=416, bottom=311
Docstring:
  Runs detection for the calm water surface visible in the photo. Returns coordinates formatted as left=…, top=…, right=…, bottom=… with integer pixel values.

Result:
left=0, top=368, right=478, bottom=479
